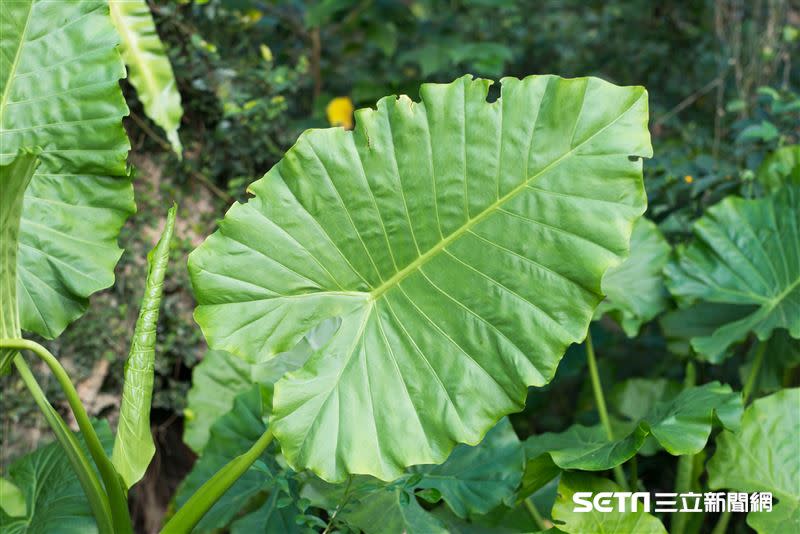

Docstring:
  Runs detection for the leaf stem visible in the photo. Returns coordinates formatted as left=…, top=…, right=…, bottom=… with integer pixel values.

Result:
left=742, top=340, right=767, bottom=404
left=671, top=362, right=698, bottom=534
left=523, top=497, right=547, bottom=531
left=1, top=338, right=132, bottom=534
left=584, top=331, right=629, bottom=490
left=710, top=510, right=732, bottom=534
left=13, top=355, right=115, bottom=534
left=161, top=427, right=274, bottom=533
left=712, top=342, right=767, bottom=534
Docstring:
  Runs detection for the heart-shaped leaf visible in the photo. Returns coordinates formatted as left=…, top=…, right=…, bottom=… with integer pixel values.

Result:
left=190, top=74, right=651, bottom=481
left=707, top=388, right=800, bottom=534
left=665, top=186, right=800, bottom=362
left=1, top=0, right=134, bottom=339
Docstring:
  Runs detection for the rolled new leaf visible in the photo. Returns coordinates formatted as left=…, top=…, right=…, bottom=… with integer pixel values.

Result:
left=110, top=0, right=183, bottom=156
left=112, top=204, right=177, bottom=488
left=0, top=150, right=39, bottom=374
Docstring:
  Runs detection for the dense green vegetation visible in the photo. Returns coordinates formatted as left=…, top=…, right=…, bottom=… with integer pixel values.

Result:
left=1, top=1, right=798, bottom=533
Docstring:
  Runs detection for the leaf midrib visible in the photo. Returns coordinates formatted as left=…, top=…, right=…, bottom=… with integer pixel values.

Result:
left=0, top=1, right=34, bottom=130
left=369, top=92, right=644, bottom=301
left=109, top=1, right=162, bottom=117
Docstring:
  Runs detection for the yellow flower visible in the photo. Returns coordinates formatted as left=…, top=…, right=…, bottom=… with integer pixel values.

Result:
left=684, top=175, right=694, bottom=183
left=326, top=97, right=355, bottom=130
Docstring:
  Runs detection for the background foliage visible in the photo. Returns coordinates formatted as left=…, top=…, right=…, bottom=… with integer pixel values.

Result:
left=1, top=0, right=797, bottom=532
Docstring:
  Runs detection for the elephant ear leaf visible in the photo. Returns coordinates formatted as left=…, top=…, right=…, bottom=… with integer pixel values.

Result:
left=1, top=0, right=135, bottom=339
left=190, top=74, right=652, bottom=482
left=112, top=205, right=176, bottom=489
left=109, top=0, right=183, bottom=156
left=708, top=388, right=800, bottom=534
left=665, top=186, right=800, bottom=362
left=596, top=217, right=670, bottom=336
left=552, top=472, right=667, bottom=533
left=0, top=149, right=39, bottom=373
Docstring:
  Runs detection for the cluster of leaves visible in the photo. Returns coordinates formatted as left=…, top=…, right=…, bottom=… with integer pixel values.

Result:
left=1, top=1, right=799, bottom=534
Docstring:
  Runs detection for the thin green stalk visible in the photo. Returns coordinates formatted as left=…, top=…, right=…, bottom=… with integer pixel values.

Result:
left=629, top=455, right=638, bottom=490
left=161, top=428, right=275, bottom=533
left=742, top=341, right=767, bottom=404
left=585, top=331, right=629, bottom=490
left=672, top=362, right=698, bottom=534
left=523, top=497, right=547, bottom=531
left=710, top=342, right=767, bottom=534
left=710, top=510, right=732, bottom=534
left=1, top=339, right=132, bottom=534
left=13, top=355, right=114, bottom=534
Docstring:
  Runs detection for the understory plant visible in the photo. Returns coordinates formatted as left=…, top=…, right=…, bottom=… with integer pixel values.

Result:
left=1, top=2, right=798, bottom=534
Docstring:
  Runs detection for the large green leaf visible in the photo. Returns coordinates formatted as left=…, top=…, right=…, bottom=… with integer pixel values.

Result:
left=0, top=421, right=113, bottom=534
left=410, top=418, right=524, bottom=518
left=190, top=74, right=651, bottom=481
left=596, top=217, right=670, bottom=336
left=0, top=150, right=39, bottom=373
left=707, top=388, right=800, bottom=534
left=665, top=186, right=800, bottom=362
left=524, top=382, right=741, bottom=471
left=551, top=472, right=667, bottom=534
left=112, top=205, right=176, bottom=489
left=0, top=0, right=135, bottom=338
left=109, top=0, right=183, bottom=156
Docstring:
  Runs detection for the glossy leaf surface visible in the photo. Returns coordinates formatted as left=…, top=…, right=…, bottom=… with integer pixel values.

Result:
left=190, top=74, right=651, bottom=481
left=112, top=205, right=176, bottom=488
left=109, top=0, right=183, bottom=155
left=552, top=472, right=667, bottom=533
left=0, top=0, right=134, bottom=338
left=596, top=217, right=670, bottom=336
left=665, top=186, right=800, bottom=361
left=708, top=388, right=800, bottom=534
